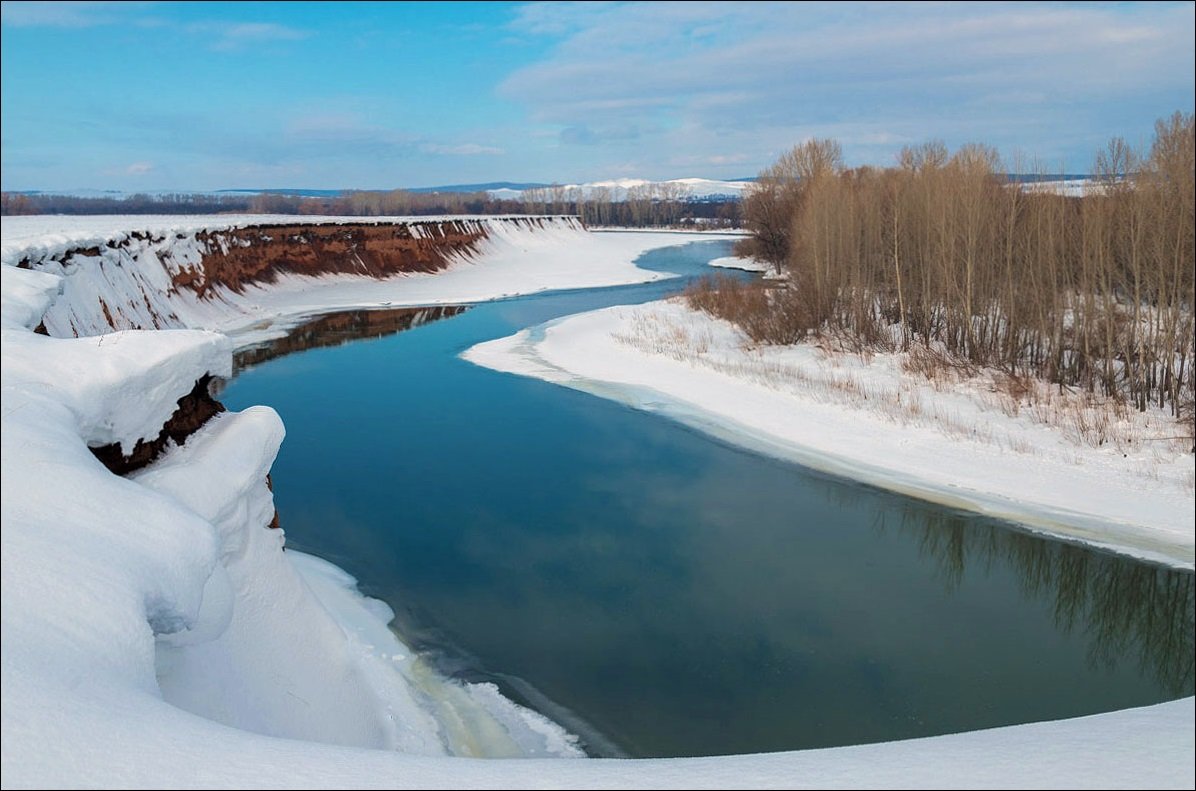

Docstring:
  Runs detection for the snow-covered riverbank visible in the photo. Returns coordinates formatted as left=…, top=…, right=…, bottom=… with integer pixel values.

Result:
left=2, top=217, right=1192, bottom=788
left=466, top=299, right=1195, bottom=569
left=1, top=215, right=730, bottom=345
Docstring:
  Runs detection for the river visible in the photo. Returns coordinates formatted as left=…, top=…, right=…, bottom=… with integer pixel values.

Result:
left=220, top=238, right=1194, bottom=758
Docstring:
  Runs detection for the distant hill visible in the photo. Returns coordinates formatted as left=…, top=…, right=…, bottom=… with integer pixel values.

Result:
left=479, top=177, right=756, bottom=202
left=216, top=188, right=345, bottom=198
left=406, top=181, right=552, bottom=194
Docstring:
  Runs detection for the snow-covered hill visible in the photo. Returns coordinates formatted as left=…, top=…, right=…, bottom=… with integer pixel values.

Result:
left=488, top=177, right=752, bottom=202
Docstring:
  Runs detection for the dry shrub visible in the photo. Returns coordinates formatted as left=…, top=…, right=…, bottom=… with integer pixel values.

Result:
left=683, top=273, right=755, bottom=319
left=991, top=371, right=1035, bottom=415
left=1177, top=392, right=1196, bottom=453
left=731, top=236, right=763, bottom=262
left=684, top=275, right=815, bottom=344
left=902, top=344, right=980, bottom=386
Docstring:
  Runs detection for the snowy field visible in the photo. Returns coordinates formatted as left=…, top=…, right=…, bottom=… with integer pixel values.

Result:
left=2, top=216, right=1192, bottom=788
left=707, top=254, right=772, bottom=273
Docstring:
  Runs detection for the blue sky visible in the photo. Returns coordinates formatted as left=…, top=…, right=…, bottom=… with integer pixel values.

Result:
left=1, top=1, right=1192, bottom=191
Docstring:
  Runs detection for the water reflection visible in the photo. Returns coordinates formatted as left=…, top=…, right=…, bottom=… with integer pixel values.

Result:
left=233, top=305, right=469, bottom=373
left=885, top=501, right=1194, bottom=695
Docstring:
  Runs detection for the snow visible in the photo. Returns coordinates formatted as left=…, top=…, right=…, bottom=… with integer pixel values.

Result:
left=486, top=187, right=524, bottom=200
left=708, top=255, right=771, bottom=273
left=1019, top=178, right=1094, bottom=197
left=465, top=300, right=1195, bottom=569
left=2, top=215, right=1192, bottom=788
left=288, top=551, right=583, bottom=759
left=487, top=177, right=753, bottom=201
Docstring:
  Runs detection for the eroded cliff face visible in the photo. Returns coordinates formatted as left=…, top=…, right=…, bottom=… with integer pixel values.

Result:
left=22, top=216, right=580, bottom=338
left=90, top=374, right=226, bottom=475
left=177, top=221, right=487, bottom=298
left=88, top=374, right=282, bottom=529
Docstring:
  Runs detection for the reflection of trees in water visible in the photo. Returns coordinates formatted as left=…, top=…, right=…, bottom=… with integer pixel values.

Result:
left=877, top=500, right=1194, bottom=696
left=231, top=305, right=469, bottom=374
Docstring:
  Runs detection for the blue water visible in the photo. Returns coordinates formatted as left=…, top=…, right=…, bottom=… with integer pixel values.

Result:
left=221, top=239, right=1193, bottom=758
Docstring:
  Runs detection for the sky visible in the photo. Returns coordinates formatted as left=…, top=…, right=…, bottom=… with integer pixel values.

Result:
left=1, top=1, right=1193, bottom=191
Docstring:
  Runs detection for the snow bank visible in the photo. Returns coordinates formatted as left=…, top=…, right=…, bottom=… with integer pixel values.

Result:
left=289, top=552, right=582, bottom=759
left=129, top=408, right=455, bottom=753
left=3, top=216, right=1191, bottom=788
left=465, top=300, right=1194, bottom=568
left=708, top=255, right=771, bottom=273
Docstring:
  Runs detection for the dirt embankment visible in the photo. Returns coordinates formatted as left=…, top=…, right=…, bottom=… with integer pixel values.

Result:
left=174, top=220, right=489, bottom=297
left=90, top=374, right=225, bottom=475
left=89, top=374, right=281, bottom=528
left=24, top=217, right=574, bottom=336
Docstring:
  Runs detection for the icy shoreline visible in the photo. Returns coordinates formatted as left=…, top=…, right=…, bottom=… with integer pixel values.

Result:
left=2, top=217, right=1192, bottom=788
left=464, top=300, right=1194, bottom=570
left=288, top=551, right=584, bottom=758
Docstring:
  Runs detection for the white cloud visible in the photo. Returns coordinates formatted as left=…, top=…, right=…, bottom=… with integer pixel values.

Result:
left=125, top=162, right=153, bottom=175
left=499, top=1, right=1195, bottom=172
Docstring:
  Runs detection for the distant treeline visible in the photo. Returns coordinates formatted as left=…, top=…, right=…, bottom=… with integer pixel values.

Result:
left=1, top=192, right=254, bottom=215
left=712, top=111, right=1194, bottom=425
left=0, top=187, right=742, bottom=228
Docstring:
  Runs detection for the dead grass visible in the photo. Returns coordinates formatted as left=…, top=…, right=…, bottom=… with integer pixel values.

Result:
left=684, top=275, right=816, bottom=345
left=613, top=301, right=1192, bottom=492
left=896, top=337, right=1190, bottom=454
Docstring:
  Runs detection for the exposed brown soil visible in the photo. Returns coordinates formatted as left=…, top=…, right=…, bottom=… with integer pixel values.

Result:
left=179, top=221, right=489, bottom=298
left=26, top=217, right=574, bottom=335
left=88, top=373, right=283, bottom=529
left=266, top=474, right=280, bottom=530
left=90, top=374, right=226, bottom=475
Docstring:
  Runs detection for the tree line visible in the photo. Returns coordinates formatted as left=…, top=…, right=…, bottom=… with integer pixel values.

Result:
left=2, top=186, right=742, bottom=228
left=722, top=112, right=1194, bottom=426
left=1, top=192, right=253, bottom=215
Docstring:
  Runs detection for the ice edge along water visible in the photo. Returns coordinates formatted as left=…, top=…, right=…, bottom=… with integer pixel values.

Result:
left=1, top=215, right=1192, bottom=789
left=462, top=303, right=1195, bottom=571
